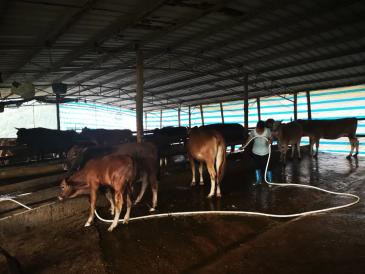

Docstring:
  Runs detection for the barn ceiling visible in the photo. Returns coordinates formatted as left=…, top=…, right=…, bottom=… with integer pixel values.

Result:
left=0, top=0, right=364, bottom=111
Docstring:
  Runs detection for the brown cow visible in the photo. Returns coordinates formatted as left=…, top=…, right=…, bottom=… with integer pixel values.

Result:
left=65, top=142, right=159, bottom=211
left=58, top=154, right=136, bottom=231
left=186, top=127, right=226, bottom=198
left=297, top=118, right=359, bottom=159
left=272, top=121, right=303, bottom=163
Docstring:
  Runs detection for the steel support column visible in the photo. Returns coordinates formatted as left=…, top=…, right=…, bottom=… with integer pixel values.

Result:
left=243, top=74, right=249, bottom=129
left=136, top=45, right=144, bottom=143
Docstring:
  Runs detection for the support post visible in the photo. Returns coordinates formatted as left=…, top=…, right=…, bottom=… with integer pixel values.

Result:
left=257, top=97, right=261, bottom=121
left=293, top=92, right=298, bottom=121
left=200, top=104, right=204, bottom=126
left=56, top=93, right=60, bottom=130
left=160, top=109, right=162, bottom=128
left=188, top=106, right=191, bottom=128
left=243, top=74, right=249, bottom=129
left=135, top=45, right=144, bottom=143
left=306, top=91, right=312, bottom=120
left=220, top=102, right=224, bottom=123
left=178, top=106, right=181, bottom=127
left=144, top=112, right=147, bottom=131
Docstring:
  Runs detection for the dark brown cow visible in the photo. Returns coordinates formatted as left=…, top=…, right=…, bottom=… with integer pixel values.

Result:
left=272, top=121, right=303, bottom=163
left=297, top=118, right=359, bottom=158
left=186, top=127, right=226, bottom=198
left=59, top=154, right=136, bottom=231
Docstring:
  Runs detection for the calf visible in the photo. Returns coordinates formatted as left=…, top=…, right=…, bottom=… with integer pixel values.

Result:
left=58, top=154, right=136, bottom=231
left=272, top=121, right=303, bottom=163
left=65, top=142, right=159, bottom=211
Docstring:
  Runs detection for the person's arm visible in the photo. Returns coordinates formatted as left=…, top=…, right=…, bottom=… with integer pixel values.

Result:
left=241, top=130, right=254, bottom=150
left=266, top=129, right=272, bottom=144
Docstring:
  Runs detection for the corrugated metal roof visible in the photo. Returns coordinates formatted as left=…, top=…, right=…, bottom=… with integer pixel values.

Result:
left=0, top=0, right=364, bottom=111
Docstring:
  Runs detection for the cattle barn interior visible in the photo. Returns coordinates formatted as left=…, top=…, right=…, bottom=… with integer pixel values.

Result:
left=0, top=0, right=365, bottom=273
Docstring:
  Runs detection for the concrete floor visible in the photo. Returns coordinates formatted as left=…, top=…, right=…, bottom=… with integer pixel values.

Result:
left=1, top=151, right=364, bottom=274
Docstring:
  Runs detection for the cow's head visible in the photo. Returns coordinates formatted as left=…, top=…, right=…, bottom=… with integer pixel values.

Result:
left=58, top=178, right=89, bottom=201
left=271, top=121, right=283, bottom=139
left=65, top=145, right=87, bottom=171
left=265, top=119, right=275, bottom=130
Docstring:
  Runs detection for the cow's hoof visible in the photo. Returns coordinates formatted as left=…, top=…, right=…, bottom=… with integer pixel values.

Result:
left=123, top=219, right=129, bottom=225
left=84, top=222, right=91, bottom=227
left=191, top=182, right=196, bottom=187
left=199, top=182, right=204, bottom=186
left=149, top=208, right=156, bottom=212
left=216, top=193, right=222, bottom=198
left=107, top=226, right=115, bottom=232
left=207, top=194, right=213, bottom=199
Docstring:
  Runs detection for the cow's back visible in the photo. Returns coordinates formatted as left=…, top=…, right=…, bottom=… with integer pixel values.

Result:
left=298, top=118, right=357, bottom=139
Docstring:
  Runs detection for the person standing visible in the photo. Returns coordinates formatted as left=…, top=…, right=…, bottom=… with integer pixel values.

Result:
left=246, top=120, right=272, bottom=185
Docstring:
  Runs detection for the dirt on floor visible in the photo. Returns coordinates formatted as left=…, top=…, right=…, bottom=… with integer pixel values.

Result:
left=0, top=152, right=364, bottom=274
left=0, top=214, right=107, bottom=274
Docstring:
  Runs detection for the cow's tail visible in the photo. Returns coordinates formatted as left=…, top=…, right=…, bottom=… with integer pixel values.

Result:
left=215, top=135, right=226, bottom=184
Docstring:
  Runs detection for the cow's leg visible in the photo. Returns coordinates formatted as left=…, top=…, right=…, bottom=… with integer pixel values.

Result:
left=215, top=146, right=225, bottom=198
left=149, top=174, right=158, bottom=212
left=206, top=159, right=216, bottom=198
left=291, top=143, right=295, bottom=159
left=108, top=190, right=123, bottom=232
left=134, top=174, right=148, bottom=205
left=123, top=192, right=132, bottom=224
left=354, top=138, right=359, bottom=158
left=348, top=137, right=359, bottom=158
left=85, top=186, right=97, bottom=227
left=309, top=137, right=314, bottom=156
left=282, top=144, right=288, bottom=164
left=347, top=137, right=355, bottom=159
left=313, top=139, right=319, bottom=158
left=199, top=162, right=204, bottom=185
left=297, top=141, right=301, bottom=159
left=105, top=188, right=115, bottom=216
left=189, top=155, right=196, bottom=186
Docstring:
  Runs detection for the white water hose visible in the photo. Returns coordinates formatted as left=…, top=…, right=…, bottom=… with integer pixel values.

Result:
left=94, top=136, right=360, bottom=223
left=0, top=192, right=32, bottom=210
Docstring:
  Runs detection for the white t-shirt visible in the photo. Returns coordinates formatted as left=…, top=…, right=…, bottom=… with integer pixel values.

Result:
left=249, top=128, right=271, bottom=156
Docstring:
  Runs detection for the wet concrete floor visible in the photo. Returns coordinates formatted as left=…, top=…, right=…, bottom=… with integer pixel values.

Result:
left=1, top=151, right=364, bottom=273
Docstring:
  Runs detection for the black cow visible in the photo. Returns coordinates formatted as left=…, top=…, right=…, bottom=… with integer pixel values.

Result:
left=79, top=127, right=133, bottom=146
left=145, top=126, right=188, bottom=166
left=202, top=123, right=248, bottom=152
left=16, top=127, right=77, bottom=160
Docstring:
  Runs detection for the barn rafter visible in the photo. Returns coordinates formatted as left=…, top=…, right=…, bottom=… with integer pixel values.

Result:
left=0, top=0, right=364, bottom=111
